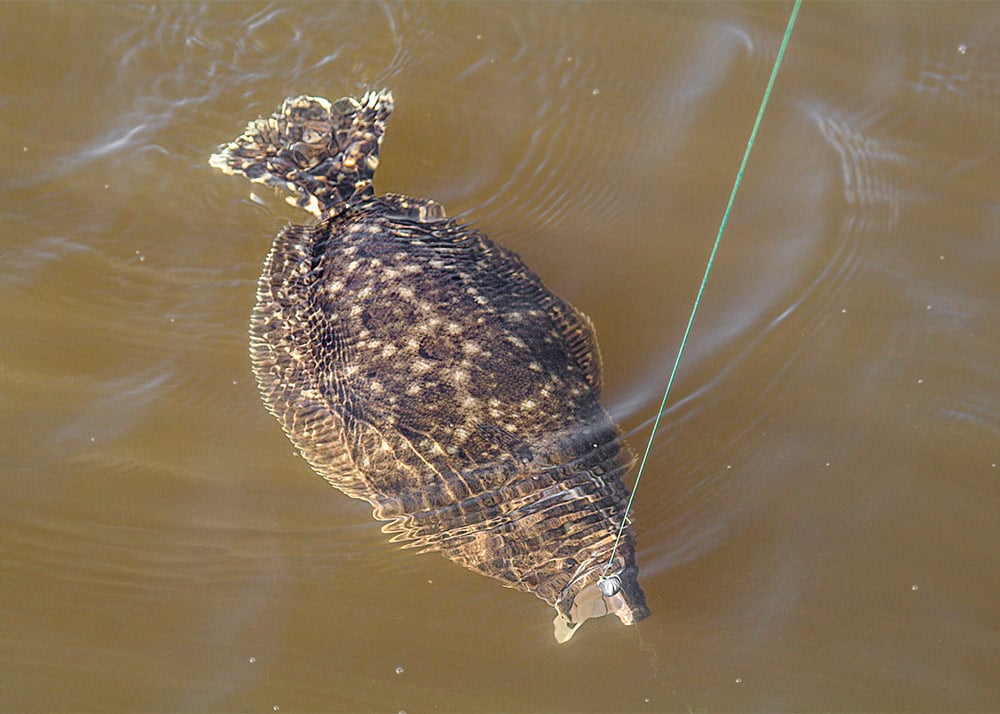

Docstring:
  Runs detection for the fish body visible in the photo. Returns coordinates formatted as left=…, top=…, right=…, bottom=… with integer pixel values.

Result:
left=210, top=91, right=649, bottom=641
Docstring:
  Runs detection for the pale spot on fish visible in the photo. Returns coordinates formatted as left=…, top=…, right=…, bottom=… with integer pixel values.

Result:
left=412, top=360, right=432, bottom=374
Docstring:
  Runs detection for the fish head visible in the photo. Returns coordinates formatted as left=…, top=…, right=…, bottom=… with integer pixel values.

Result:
left=552, top=562, right=650, bottom=643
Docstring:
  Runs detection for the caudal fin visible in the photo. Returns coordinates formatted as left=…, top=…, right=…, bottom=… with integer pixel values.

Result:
left=209, top=90, right=393, bottom=219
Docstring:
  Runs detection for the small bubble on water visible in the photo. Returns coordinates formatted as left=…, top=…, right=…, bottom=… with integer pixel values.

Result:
left=958, top=43, right=967, bottom=54
left=592, top=88, right=600, bottom=96
left=249, top=657, right=256, bottom=663
left=735, top=677, right=743, bottom=684
left=395, top=666, right=405, bottom=675
left=912, top=584, right=919, bottom=591
left=273, top=706, right=280, bottom=712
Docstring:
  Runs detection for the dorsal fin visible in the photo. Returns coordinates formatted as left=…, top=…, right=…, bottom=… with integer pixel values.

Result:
left=209, top=90, right=393, bottom=219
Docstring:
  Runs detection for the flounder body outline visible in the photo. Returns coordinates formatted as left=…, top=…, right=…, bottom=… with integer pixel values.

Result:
left=210, top=91, right=650, bottom=641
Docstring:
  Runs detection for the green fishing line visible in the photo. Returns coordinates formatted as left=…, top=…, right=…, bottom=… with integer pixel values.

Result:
left=603, top=0, right=802, bottom=578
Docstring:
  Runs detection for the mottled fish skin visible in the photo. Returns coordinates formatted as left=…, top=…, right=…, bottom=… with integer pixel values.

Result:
left=210, top=91, right=649, bottom=640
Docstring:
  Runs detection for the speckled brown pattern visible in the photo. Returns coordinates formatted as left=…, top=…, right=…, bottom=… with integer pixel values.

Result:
left=210, top=91, right=649, bottom=641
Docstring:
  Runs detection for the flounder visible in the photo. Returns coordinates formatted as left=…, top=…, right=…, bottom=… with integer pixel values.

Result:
left=210, top=90, right=649, bottom=642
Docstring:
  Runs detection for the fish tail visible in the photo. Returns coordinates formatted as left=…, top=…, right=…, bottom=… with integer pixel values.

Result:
left=209, top=90, right=393, bottom=218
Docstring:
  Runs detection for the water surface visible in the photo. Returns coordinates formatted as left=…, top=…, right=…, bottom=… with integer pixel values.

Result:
left=1, top=2, right=998, bottom=712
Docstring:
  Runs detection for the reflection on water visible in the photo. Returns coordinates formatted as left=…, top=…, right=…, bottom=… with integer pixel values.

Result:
left=1, top=2, right=998, bottom=711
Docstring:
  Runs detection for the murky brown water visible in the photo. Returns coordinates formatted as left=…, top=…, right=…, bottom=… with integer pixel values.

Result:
left=2, top=2, right=998, bottom=712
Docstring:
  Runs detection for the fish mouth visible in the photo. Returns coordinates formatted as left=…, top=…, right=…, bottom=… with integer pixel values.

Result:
left=552, top=563, right=650, bottom=643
